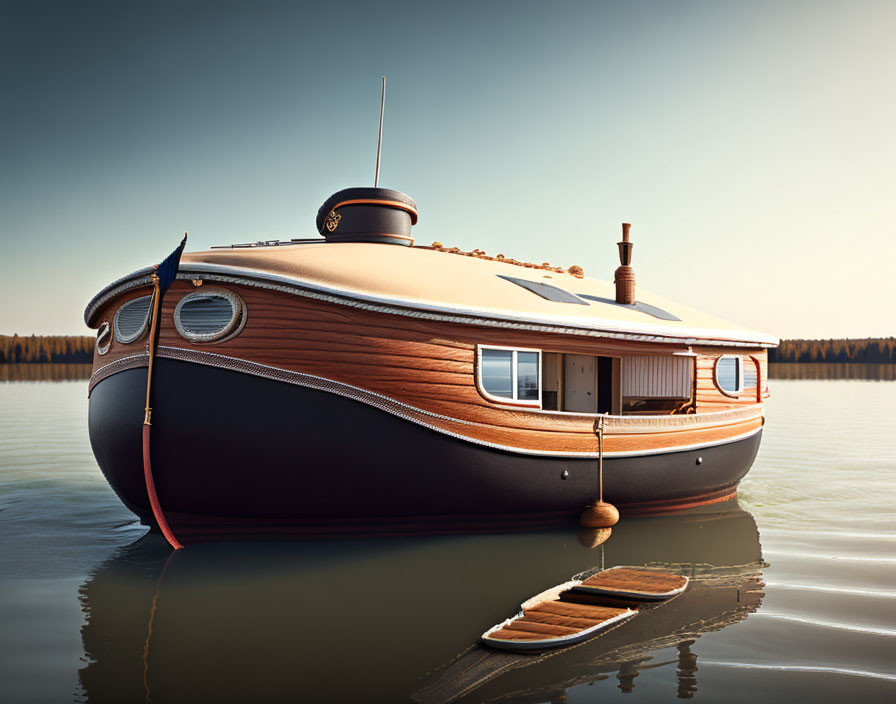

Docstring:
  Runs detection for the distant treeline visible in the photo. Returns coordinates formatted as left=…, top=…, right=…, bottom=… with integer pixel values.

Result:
left=0, top=335, right=94, bottom=363
left=770, top=338, right=896, bottom=364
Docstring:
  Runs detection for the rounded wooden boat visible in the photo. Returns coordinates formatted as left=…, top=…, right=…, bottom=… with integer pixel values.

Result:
left=572, top=566, right=689, bottom=600
left=84, top=191, right=778, bottom=536
left=482, top=604, right=637, bottom=652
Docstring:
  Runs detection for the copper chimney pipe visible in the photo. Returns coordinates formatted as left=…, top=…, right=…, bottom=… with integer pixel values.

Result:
left=614, top=223, right=636, bottom=305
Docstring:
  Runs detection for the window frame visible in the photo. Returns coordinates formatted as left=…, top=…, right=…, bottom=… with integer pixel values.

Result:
left=713, top=354, right=744, bottom=397
left=113, top=294, right=153, bottom=345
left=173, top=288, right=246, bottom=344
left=96, top=321, right=112, bottom=356
left=476, top=345, right=542, bottom=408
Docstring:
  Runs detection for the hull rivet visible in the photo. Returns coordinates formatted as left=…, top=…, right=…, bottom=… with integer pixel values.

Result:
left=561, top=470, right=569, bottom=480
left=696, top=456, right=703, bottom=465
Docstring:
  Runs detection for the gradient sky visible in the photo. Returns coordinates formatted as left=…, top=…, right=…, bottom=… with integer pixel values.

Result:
left=1, top=0, right=894, bottom=337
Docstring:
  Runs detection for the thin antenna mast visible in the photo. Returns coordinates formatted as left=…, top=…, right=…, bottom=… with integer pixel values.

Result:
left=374, top=76, right=386, bottom=187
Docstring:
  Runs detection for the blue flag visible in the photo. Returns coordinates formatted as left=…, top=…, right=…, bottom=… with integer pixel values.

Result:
left=156, top=233, right=187, bottom=297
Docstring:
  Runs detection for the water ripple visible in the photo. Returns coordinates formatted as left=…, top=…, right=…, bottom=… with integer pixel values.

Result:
left=765, top=582, right=896, bottom=599
left=700, top=661, right=896, bottom=683
left=764, top=550, right=896, bottom=564
left=761, top=529, right=896, bottom=541
left=754, top=612, right=896, bottom=637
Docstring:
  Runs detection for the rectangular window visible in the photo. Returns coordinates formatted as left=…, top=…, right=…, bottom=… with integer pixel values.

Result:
left=481, top=348, right=513, bottom=399
left=478, top=346, right=541, bottom=406
left=516, top=351, right=539, bottom=401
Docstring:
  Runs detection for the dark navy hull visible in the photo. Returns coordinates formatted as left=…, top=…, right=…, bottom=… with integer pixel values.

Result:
left=88, top=360, right=761, bottom=536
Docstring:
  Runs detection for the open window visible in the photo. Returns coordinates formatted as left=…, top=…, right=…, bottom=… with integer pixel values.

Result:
left=477, top=345, right=621, bottom=413
left=477, top=346, right=699, bottom=415
left=477, top=346, right=541, bottom=406
left=622, top=355, right=694, bottom=414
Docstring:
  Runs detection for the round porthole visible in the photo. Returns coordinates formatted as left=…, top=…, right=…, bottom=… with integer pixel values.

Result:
left=174, top=289, right=245, bottom=343
left=96, top=321, right=112, bottom=355
left=114, top=295, right=152, bottom=344
left=714, top=355, right=743, bottom=395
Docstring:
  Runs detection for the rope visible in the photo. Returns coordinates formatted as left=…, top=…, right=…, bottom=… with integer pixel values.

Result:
left=597, top=415, right=605, bottom=502
left=143, top=274, right=183, bottom=551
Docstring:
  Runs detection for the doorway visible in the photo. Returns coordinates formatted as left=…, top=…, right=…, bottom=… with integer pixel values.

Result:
left=543, top=353, right=617, bottom=413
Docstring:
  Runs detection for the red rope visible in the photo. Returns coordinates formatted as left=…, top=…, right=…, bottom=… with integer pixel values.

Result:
left=143, top=425, right=183, bottom=550
left=141, top=272, right=183, bottom=551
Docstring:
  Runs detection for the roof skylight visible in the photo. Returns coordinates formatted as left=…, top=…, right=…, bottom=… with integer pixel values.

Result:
left=497, top=276, right=590, bottom=305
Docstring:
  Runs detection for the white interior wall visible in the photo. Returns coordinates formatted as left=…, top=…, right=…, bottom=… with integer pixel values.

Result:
left=622, top=356, right=692, bottom=398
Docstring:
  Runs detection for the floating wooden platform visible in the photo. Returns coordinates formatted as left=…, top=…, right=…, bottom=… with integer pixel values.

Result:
left=481, top=567, right=688, bottom=652
left=572, top=566, right=689, bottom=601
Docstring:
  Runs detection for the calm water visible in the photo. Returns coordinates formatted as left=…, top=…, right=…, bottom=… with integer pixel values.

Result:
left=1, top=370, right=895, bottom=702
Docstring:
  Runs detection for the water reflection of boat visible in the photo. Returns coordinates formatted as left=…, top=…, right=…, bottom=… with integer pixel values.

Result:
left=77, top=500, right=763, bottom=703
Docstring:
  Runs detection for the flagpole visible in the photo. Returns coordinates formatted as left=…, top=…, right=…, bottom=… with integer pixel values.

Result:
left=142, top=258, right=184, bottom=550
left=143, top=275, right=160, bottom=426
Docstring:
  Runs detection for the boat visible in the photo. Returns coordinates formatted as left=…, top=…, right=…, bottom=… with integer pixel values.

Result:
left=480, top=567, right=686, bottom=652
left=84, top=179, right=778, bottom=536
left=572, top=565, right=689, bottom=600
left=480, top=579, right=637, bottom=652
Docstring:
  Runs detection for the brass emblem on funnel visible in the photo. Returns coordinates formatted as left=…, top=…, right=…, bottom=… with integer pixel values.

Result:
left=324, top=210, right=341, bottom=232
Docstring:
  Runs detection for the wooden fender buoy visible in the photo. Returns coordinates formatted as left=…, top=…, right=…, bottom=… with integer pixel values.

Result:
left=577, top=526, right=612, bottom=548
left=580, top=500, right=620, bottom=528
left=580, top=416, right=620, bottom=529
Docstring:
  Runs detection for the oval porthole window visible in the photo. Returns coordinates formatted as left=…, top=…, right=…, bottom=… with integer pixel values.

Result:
left=114, top=295, right=152, bottom=344
left=715, top=355, right=742, bottom=394
left=174, top=289, right=245, bottom=343
left=96, top=321, right=112, bottom=355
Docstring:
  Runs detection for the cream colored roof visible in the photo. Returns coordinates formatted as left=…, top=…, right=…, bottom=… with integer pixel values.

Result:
left=162, top=242, right=778, bottom=347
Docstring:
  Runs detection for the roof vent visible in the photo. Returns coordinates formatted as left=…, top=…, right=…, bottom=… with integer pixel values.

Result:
left=316, top=187, right=418, bottom=246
